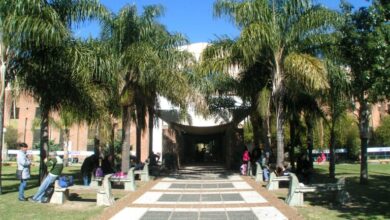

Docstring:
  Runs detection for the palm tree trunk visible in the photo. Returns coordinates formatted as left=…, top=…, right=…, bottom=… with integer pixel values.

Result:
left=358, top=100, right=370, bottom=185
left=136, top=123, right=141, bottom=161
left=273, top=55, right=285, bottom=168
left=0, top=73, right=5, bottom=194
left=94, top=123, right=100, bottom=157
left=250, top=111, right=261, bottom=148
left=306, top=117, right=314, bottom=169
left=63, top=128, right=70, bottom=167
left=329, top=123, right=336, bottom=179
left=275, top=98, right=285, bottom=168
left=109, top=121, right=116, bottom=160
left=39, top=107, right=49, bottom=183
left=148, top=106, right=154, bottom=155
left=262, top=118, right=271, bottom=151
left=0, top=42, right=7, bottom=194
left=289, top=114, right=298, bottom=169
left=121, top=106, right=131, bottom=173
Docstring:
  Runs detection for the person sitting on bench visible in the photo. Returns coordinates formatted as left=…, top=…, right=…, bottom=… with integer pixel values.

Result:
left=31, top=151, right=64, bottom=203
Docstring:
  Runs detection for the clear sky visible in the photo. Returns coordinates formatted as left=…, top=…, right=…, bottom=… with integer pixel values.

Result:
left=75, top=0, right=372, bottom=43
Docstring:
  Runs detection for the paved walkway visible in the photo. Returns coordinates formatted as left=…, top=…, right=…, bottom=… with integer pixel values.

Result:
left=104, top=165, right=302, bottom=220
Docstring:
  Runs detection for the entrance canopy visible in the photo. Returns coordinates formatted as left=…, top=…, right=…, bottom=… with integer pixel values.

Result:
left=170, top=122, right=231, bottom=135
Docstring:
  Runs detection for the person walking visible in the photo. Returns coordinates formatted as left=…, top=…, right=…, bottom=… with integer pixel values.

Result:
left=16, top=143, right=31, bottom=201
left=31, top=151, right=64, bottom=202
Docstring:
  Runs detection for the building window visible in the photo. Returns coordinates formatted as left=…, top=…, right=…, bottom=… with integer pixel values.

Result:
left=32, top=129, right=40, bottom=149
left=35, top=107, right=41, bottom=118
left=10, top=107, right=20, bottom=119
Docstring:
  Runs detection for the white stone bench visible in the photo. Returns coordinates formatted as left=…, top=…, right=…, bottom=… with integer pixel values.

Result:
left=266, top=172, right=290, bottom=190
left=50, top=174, right=115, bottom=206
left=90, top=168, right=136, bottom=191
left=110, top=167, right=136, bottom=191
left=134, top=162, right=150, bottom=182
left=255, top=162, right=264, bottom=182
left=285, top=173, right=348, bottom=206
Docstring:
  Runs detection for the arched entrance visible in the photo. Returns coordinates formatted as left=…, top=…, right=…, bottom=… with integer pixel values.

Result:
left=182, top=132, right=225, bottom=164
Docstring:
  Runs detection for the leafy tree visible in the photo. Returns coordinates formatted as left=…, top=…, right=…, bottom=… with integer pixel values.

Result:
left=337, top=0, right=389, bottom=184
left=374, top=116, right=390, bottom=146
left=4, top=125, right=18, bottom=150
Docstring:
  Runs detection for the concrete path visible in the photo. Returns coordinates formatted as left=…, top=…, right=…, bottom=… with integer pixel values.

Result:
left=105, top=165, right=302, bottom=220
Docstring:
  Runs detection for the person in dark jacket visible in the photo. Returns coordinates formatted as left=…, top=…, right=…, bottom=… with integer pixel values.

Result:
left=81, top=154, right=98, bottom=186
left=101, top=155, right=115, bottom=175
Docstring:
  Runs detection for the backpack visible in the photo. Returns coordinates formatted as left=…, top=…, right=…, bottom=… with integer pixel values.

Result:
left=242, top=151, right=250, bottom=162
left=59, top=175, right=74, bottom=188
left=95, top=167, right=104, bottom=177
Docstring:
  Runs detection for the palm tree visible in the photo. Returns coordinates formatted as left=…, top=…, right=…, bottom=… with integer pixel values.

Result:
left=102, top=5, right=192, bottom=173
left=324, top=60, right=350, bottom=179
left=214, top=0, right=336, bottom=167
left=7, top=0, right=108, bottom=182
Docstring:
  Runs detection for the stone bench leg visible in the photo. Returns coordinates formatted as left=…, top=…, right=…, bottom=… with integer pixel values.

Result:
left=286, top=191, right=304, bottom=206
left=267, top=180, right=279, bottom=190
left=96, top=190, right=114, bottom=206
left=50, top=189, right=68, bottom=204
left=90, top=179, right=100, bottom=187
left=124, top=181, right=136, bottom=191
left=255, top=170, right=263, bottom=182
left=140, top=173, right=150, bottom=182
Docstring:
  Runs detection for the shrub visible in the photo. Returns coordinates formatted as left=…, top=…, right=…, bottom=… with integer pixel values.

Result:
left=4, top=126, right=19, bottom=149
left=374, top=115, right=390, bottom=146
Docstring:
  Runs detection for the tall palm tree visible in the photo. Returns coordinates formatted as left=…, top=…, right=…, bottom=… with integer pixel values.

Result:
left=214, top=0, right=335, bottom=167
left=8, top=0, right=108, bottom=182
left=324, top=60, right=350, bottom=178
left=102, top=5, right=192, bottom=173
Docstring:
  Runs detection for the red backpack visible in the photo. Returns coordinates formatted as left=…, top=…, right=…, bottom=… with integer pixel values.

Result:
left=242, top=150, right=250, bottom=162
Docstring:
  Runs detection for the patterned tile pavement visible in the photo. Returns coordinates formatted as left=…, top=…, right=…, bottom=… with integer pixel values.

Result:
left=106, top=165, right=302, bottom=220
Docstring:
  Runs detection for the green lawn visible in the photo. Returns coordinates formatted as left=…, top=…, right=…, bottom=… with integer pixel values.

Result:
left=294, top=163, right=390, bottom=220
left=0, top=164, right=127, bottom=220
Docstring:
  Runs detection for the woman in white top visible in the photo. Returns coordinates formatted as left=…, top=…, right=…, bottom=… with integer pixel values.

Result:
left=16, top=143, right=31, bottom=201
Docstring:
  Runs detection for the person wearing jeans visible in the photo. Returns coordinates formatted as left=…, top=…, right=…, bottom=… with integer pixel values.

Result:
left=31, top=151, right=64, bottom=202
left=17, top=143, right=31, bottom=201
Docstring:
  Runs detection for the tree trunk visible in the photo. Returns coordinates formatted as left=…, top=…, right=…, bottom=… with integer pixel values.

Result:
left=39, top=107, right=49, bottom=183
left=289, top=114, right=298, bottom=170
left=319, top=118, right=324, bottom=148
left=273, top=56, right=285, bottom=168
left=109, top=121, right=116, bottom=160
left=329, top=124, right=336, bottom=179
left=0, top=74, right=5, bottom=195
left=250, top=111, right=261, bottom=148
left=136, top=123, right=141, bottom=162
left=63, top=128, right=70, bottom=167
left=94, top=123, right=100, bottom=157
left=0, top=46, right=7, bottom=194
left=121, top=106, right=131, bottom=173
left=148, top=106, right=154, bottom=155
left=262, top=117, right=271, bottom=152
left=359, top=100, right=370, bottom=185
left=306, top=116, right=314, bottom=169
left=275, top=98, right=285, bottom=168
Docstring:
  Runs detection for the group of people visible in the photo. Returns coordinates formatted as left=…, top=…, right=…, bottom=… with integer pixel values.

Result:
left=240, top=144, right=312, bottom=184
left=81, top=154, right=115, bottom=186
left=17, top=142, right=64, bottom=202
left=241, top=146, right=271, bottom=181
left=16, top=142, right=116, bottom=202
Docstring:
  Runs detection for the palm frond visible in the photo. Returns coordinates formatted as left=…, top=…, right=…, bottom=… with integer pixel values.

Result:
left=284, top=53, right=329, bottom=91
